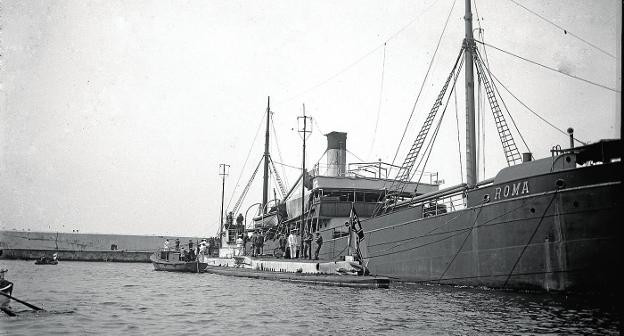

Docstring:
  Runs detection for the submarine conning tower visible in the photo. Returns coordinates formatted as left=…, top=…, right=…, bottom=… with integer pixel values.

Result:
left=326, top=131, right=347, bottom=177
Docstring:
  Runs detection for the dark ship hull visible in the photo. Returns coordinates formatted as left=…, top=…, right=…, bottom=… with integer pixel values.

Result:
left=321, top=141, right=621, bottom=292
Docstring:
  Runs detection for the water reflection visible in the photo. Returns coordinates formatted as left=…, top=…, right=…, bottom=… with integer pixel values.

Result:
left=0, top=260, right=619, bottom=335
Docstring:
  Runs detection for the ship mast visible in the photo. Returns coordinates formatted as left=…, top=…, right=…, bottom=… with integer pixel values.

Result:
left=262, top=96, right=270, bottom=213
left=464, top=0, right=477, bottom=188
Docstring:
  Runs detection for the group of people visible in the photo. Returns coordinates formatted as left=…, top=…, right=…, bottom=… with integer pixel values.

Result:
left=233, top=229, right=324, bottom=260
left=280, top=230, right=323, bottom=260
left=162, top=238, right=212, bottom=262
left=235, top=230, right=265, bottom=257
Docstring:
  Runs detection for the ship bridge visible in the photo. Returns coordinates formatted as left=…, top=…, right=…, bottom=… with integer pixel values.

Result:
left=283, top=131, right=440, bottom=237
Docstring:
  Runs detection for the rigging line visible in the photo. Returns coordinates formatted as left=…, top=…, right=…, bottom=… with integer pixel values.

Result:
left=225, top=111, right=266, bottom=210
left=437, top=203, right=485, bottom=282
left=507, top=0, right=616, bottom=59
left=502, top=190, right=559, bottom=287
left=390, top=0, right=458, bottom=167
left=273, top=161, right=303, bottom=170
left=454, top=87, right=464, bottom=183
left=472, top=0, right=492, bottom=68
left=474, top=39, right=620, bottom=93
left=409, top=52, right=465, bottom=192
left=476, top=63, right=485, bottom=178
left=275, top=0, right=444, bottom=106
left=270, top=113, right=289, bottom=186
left=476, top=49, right=532, bottom=154
left=346, top=149, right=366, bottom=163
left=369, top=231, right=468, bottom=259
left=367, top=200, right=526, bottom=250
left=379, top=44, right=465, bottom=207
left=312, top=117, right=324, bottom=137
left=368, top=42, right=387, bottom=159
left=481, top=61, right=588, bottom=146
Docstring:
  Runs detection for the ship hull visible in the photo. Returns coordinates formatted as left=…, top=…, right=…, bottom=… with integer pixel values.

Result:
left=321, top=161, right=621, bottom=292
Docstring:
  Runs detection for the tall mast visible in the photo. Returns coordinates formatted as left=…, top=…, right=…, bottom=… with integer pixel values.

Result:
left=262, top=96, right=270, bottom=213
left=464, top=0, right=477, bottom=187
left=300, top=104, right=307, bottom=257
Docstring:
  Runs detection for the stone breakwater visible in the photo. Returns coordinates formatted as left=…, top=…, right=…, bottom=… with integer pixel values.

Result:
left=1, top=248, right=152, bottom=262
left=1, top=230, right=203, bottom=252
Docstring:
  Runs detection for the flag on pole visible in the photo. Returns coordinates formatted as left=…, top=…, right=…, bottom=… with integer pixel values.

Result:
left=349, top=204, right=369, bottom=267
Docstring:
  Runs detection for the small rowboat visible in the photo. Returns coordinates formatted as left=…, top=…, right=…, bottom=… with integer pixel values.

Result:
left=150, top=250, right=207, bottom=273
left=34, top=258, right=58, bottom=265
left=0, top=269, right=14, bottom=312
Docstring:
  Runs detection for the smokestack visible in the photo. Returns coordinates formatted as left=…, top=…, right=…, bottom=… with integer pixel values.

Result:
left=567, top=128, right=574, bottom=149
left=326, top=132, right=347, bottom=177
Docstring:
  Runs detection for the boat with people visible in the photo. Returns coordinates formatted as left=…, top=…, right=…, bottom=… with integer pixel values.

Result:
left=34, top=253, right=59, bottom=265
left=150, top=239, right=212, bottom=273
left=213, top=0, right=620, bottom=293
left=150, top=250, right=208, bottom=273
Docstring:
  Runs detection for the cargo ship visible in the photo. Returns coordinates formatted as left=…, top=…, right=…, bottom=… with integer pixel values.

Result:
left=223, top=0, right=621, bottom=293
left=288, top=1, right=621, bottom=292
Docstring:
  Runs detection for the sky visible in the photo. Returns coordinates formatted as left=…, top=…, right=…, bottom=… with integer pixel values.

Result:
left=0, top=0, right=620, bottom=237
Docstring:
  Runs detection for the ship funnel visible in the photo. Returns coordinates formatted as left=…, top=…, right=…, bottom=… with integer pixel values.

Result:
left=326, top=131, right=347, bottom=177
left=567, top=127, right=574, bottom=149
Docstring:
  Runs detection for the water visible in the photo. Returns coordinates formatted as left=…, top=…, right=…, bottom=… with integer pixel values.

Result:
left=0, top=260, right=619, bottom=335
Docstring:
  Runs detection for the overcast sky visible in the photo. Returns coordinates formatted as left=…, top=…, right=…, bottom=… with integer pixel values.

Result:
left=1, top=0, right=620, bottom=236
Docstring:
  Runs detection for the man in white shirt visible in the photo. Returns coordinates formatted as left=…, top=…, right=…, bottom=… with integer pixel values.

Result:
left=288, top=232, right=297, bottom=259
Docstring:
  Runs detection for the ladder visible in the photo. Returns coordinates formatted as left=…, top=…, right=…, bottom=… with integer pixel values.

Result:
left=473, top=53, right=522, bottom=166
left=231, top=158, right=263, bottom=215
left=269, top=157, right=288, bottom=198
left=387, top=50, right=463, bottom=195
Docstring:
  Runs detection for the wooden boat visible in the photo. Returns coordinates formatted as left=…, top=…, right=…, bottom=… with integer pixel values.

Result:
left=150, top=250, right=207, bottom=273
left=0, top=269, right=14, bottom=313
left=34, top=256, right=58, bottom=265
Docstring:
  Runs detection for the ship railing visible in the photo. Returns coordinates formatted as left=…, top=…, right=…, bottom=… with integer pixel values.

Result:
left=421, top=192, right=466, bottom=217
left=385, top=183, right=466, bottom=216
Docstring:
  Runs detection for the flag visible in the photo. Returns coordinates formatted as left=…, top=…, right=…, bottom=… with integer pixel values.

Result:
left=349, top=205, right=365, bottom=241
left=349, top=203, right=369, bottom=267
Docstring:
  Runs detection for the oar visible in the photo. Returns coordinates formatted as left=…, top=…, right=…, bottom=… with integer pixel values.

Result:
left=0, top=291, right=44, bottom=311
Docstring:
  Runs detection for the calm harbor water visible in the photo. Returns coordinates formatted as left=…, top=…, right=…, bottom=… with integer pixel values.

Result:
left=0, top=259, right=620, bottom=335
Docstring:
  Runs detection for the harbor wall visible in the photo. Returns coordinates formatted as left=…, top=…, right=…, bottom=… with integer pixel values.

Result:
left=1, top=248, right=152, bottom=262
left=0, top=230, right=204, bottom=252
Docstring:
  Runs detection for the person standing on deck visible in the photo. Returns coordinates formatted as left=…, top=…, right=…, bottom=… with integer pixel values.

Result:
left=198, top=240, right=207, bottom=262
left=250, top=232, right=257, bottom=257
left=278, top=234, right=287, bottom=258
left=256, top=231, right=265, bottom=256
left=163, top=239, right=170, bottom=251
left=174, top=238, right=180, bottom=252
left=288, top=231, right=297, bottom=259
left=295, top=233, right=301, bottom=259
left=314, top=232, right=323, bottom=260
left=188, top=240, right=195, bottom=261
left=235, top=235, right=243, bottom=256
left=242, top=233, right=248, bottom=256
left=303, top=231, right=312, bottom=259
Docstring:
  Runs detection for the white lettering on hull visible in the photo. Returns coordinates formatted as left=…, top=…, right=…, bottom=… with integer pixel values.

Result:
left=493, top=181, right=530, bottom=200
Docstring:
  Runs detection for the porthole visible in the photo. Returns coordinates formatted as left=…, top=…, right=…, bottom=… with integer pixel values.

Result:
left=530, top=208, right=536, bottom=213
